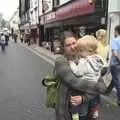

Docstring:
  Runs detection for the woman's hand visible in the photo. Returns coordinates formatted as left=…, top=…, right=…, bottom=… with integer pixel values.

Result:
left=70, top=96, right=82, bottom=106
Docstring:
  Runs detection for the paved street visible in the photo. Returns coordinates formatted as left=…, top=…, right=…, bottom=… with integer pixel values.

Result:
left=0, top=41, right=55, bottom=120
left=0, top=41, right=120, bottom=120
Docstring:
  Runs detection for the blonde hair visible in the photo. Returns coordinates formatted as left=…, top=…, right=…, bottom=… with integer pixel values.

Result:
left=77, top=35, right=98, bottom=57
left=96, top=29, right=107, bottom=45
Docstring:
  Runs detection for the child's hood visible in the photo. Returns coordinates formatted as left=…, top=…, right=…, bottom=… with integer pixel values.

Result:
left=87, top=55, right=106, bottom=72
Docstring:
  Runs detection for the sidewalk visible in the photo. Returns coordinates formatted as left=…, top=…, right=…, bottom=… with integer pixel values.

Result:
left=18, top=41, right=61, bottom=62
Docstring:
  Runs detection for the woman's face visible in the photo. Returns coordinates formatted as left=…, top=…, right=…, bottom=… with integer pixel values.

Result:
left=64, top=37, right=77, bottom=56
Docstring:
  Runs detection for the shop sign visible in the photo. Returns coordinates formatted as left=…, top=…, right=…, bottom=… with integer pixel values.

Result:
left=56, top=0, right=95, bottom=20
left=56, top=4, right=72, bottom=20
left=45, top=12, right=56, bottom=23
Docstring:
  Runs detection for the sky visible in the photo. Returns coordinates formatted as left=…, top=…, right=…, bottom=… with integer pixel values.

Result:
left=0, top=0, right=18, bottom=20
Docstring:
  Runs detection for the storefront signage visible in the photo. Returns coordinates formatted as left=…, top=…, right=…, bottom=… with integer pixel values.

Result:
left=43, top=0, right=95, bottom=24
left=44, top=12, right=56, bottom=23
left=56, top=0, right=95, bottom=20
left=45, top=12, right=56, bottom=21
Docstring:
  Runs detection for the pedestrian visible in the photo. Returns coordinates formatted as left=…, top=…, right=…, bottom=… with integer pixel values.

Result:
left=96, top=29, right=108, bottom=61
left=20, top=33, right=24, bottom=43
left=13, top=33, right=18, bottom=43
left=26, top=33, right=31, bottom=46
left=0, top=33, right=6, bottom=51
left=50, top=36, right=55, bottom=53
left=110, top=25, right=120, bottom=106
left=4, top=32, right=9, bottom=46
left=54, top=31, right=111, bottom=120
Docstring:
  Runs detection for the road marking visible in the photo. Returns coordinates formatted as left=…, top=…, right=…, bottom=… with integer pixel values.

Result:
left=18, top=43, right=54, bottom=66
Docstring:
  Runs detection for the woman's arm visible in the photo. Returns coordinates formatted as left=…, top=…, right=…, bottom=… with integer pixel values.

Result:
left=55, top=56, right=107, bottom=94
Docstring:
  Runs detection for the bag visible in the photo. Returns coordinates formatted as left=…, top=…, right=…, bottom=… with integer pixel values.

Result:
left=96, top=66, right=112, bottom=94
left=42, top=75, right=60, bottom=108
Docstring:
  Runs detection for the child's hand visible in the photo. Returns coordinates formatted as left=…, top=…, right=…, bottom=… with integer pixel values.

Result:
left=70, top=96, right=82, bottom=105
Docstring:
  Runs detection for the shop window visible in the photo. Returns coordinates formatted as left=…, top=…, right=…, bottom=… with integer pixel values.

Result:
left=53, top=28, right=60, bottom=40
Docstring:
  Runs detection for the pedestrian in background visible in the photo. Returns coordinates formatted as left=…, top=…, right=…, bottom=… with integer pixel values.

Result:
left=0, top=33, right=6, bottom=51
left=20, top=33, right=24, bottom=43
left=110, top=25, right=120, bottom=106
left=50, top=36, right=55, bottom=53
left=4, top=32, right=9, bottom=46
left=13, top=33, right=18, bottom=43
left=96, top=29, right=109, bottom=61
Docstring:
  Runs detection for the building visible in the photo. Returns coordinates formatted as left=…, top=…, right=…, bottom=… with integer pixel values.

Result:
left=9, top=8, right=20, bottom=34
left=19, top=0, right=30, bottom=43
left=30, top=0, right=39, bottom=44
left=19, top=0, right=109, bottom=47
left=38, top=0, right=53, bottom=46
left=39, top=0, right=108, bottom=45
left=19, top=0, right=42, bottom=45
left=108, top=0, right=120, bottom=40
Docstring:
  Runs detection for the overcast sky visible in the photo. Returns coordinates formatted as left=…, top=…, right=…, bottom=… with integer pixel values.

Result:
left=0, top=0, right=18, bottom=20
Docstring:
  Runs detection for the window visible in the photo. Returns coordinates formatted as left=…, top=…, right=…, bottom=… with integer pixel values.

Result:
left=53, top=0, right=60, bottom=8
left=30, top=0, right=33, bottom=8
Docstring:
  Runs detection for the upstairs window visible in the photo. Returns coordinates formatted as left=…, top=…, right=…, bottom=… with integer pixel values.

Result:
left=53, top=0, right=60, bottom=8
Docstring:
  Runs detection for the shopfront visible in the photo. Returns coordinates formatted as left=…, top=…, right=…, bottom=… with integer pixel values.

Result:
left=40, top=0, right=108, bottom=52
left=44, top=0, right=107, bottom=41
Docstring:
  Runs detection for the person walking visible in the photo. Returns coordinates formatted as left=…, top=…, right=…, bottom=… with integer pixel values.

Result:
left=5, top=32, right=9, bottom=46
left=13, top=33, right=18, bottom=43
left=0, top=33, right=6, bottom=51
left=110, top=25, right=120, bottom=106
left=20, top=33, right=24, bottom=43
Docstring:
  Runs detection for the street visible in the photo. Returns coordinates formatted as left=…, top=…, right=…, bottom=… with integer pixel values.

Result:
left=0, top=41, right=119, bottom=120
left=0, top=41, right=55, bottom=120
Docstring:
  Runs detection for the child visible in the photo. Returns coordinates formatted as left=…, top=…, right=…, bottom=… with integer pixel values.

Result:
left=69, top=35, right=106, bottom=120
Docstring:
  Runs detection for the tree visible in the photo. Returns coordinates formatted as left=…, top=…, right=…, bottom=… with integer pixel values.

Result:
left=0, top=12, right=7, bottom=29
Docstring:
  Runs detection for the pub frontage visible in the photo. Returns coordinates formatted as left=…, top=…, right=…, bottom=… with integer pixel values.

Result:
left=39, top=0, right=108, bottom=48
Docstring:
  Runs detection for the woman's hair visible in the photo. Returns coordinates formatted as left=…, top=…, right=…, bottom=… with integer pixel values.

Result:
left=96, top=29, right=107, bottom=45
left=60, top=31, right=76, bottom=52
left=60, top=31, right=76, bottom=45
left=77, top=35, right=98, bottom=57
